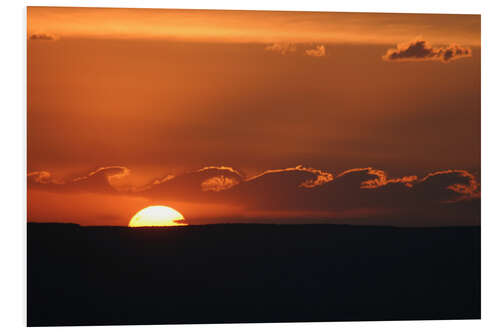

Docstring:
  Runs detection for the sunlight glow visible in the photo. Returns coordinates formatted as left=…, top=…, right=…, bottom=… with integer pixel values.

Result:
left=128, top=205, right=187, bottom=227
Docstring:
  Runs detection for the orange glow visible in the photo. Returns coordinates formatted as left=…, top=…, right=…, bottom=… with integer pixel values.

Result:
left=129, top=205, right=187, bottom=227
left=26, top=8, right=480, bottom=227
left=27, top=7, right=480, bottom=46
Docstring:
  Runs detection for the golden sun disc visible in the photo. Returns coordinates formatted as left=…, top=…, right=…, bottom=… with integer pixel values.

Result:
left=129, top=205, right=187, bottom=227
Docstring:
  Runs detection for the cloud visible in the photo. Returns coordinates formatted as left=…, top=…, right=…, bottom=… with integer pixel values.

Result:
left=197, top=167, right=244, bottom=193
left=265, top=43, right=297, bottom=55
left=265, top=43, right=326, bottom=57
left=72, top=166, right=130, bottom=184
left=332, top=167, right=479, bottom=204
left=28, top=165, right=480, bottom=225
left=417, top=169, right=480, bottom=202
left=337, top=167, right=417, bottom=189
left=27, top=171, right=60, bottom=184
left=247, top=165, right=333, bottom=188
left=201, top=176, right=240, bottom=192
left=28, top=166, right=130, bottom=193
left=152, top=175, right=175, bottom=185
left=197, top=166, right=244, bottom=178
left=143, top=166, right=244, bottom=200
left=143, top=165, right=479, bottom=221
left=29, top=33, right=58, bottom=41
left=305, top=45, right=326, bottom=57
left=383, top=39, right=472, bottom=63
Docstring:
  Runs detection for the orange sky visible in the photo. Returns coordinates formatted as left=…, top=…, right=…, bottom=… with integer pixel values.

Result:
left=28, top=7, right=480, bottom=45
left=27, top=7, right=481, bottom=226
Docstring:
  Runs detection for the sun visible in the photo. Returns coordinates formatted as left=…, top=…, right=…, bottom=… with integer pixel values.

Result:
left=129, top=205, right=187, bottom=227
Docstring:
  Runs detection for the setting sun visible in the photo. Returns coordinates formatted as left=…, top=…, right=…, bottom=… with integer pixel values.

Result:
left=128, top=205, right=187, bottom=227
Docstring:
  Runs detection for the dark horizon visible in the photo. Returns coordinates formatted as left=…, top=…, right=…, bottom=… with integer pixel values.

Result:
left=28, top=221, right=480, bottom=326
left=27, top=220, right=480, bottom=228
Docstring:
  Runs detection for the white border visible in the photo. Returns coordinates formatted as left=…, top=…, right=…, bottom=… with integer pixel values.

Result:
left=2, top=1, right=499, bottom=332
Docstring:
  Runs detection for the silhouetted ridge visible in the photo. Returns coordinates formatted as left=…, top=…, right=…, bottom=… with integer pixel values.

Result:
left=28, top=221, right=480, bottom=326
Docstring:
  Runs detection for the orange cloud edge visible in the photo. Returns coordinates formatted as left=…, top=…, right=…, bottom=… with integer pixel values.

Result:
left=28, top=164, right=480, bottom=203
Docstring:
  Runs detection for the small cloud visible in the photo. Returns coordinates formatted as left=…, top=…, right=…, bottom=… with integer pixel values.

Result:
left=305, top=45, right=326, bottom=57
left=418, top=169, right=480, bottom=202
left=197, top=166, right=244, bottom=178
left=29, top=33, right=58, bottom=41
left=338, top=168, right=417, bottom=189
left=201, top=176, right=240, bottom=192
left=28, top=166, right=130, bottom=193
left=28, top=171, right=53, bottom=184
left=247, top=165, right=334, bottom=188
left=265, top=43, right=297, bottom=55
left=141, top=165, right=244, bottom=200
left=383, top=39, right=472, bottom=63
left=296, top=166, right=334, bottom=188
left=152, top=175, right=175, bottom=185
left=28, top=171, right=64, bottom=184
left=73, top=166, right=131, bottom=186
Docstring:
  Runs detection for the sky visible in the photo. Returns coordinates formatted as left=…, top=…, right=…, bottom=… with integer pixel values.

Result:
left=27, top=7, right=480, bottom=226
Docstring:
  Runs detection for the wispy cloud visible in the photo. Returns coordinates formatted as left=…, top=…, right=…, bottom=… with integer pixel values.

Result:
left=265, top=43, right=326, bottom=57
left=29, top=32, right=58, bottom=41
left=265, top=43, right=297, bottom=55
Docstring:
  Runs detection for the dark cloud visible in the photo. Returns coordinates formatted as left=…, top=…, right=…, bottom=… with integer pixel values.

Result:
left=29, top=33, right=58, bottom=41
left=143, top=166, right=480, bottom=224
left=383, top=39, right=472, bottom=63
left=415, top=169, right=479, bottom=203
left=141, top=166, right=244, bottom=200
left=28, top=165, right=480, bottom=225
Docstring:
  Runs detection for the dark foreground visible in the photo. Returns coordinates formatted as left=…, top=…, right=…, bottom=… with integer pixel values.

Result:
left=27, top=222, right=480, bottom=326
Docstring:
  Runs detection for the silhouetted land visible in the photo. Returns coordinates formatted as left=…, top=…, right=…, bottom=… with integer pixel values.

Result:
left=27, top=222, right=480, bottom=326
